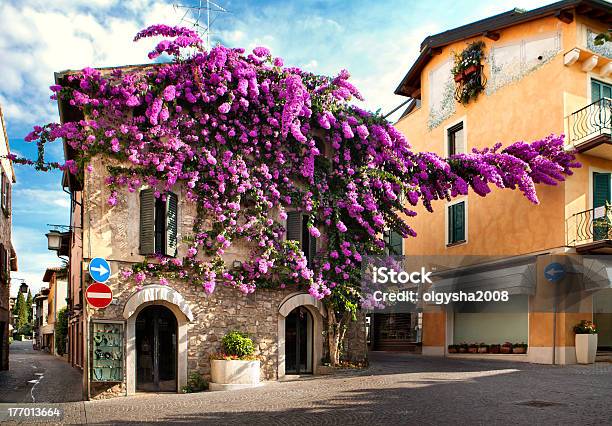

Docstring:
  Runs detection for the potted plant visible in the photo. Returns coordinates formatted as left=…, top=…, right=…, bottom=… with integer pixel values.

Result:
left=468, top=343, right=478, bottom=354
left=209, top=331, right=261, bottom=391
left=500, top=342, right=513, bottom=354
left=478, top=343, right=489, bottom=354
left=574, top=320, right=598, bottom=364
left=489, top=344, right=501, bottom=354
left=448, top=344, right=458, bottom=353
left=458, top=343, right=468, bottom=353
left=512, top=342, right=528, bottom=354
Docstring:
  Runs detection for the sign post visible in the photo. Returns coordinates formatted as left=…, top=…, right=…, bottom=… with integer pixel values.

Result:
left=87, top=258, right=113, bottom=309
left=85, top=282, right=113, bottom=309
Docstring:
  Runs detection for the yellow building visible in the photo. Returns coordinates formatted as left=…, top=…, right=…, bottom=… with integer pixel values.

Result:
left=393, top=0, right=612, bottom=363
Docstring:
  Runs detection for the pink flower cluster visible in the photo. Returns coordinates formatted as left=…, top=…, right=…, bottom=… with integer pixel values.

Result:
left=17, top=25, right=579, bottom=307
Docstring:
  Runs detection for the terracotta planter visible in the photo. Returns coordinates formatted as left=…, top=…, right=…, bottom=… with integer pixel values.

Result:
left=468, top=347, right=478, bottom=354
left=463, top=65, right=478, bottom=76
left=478, top=347, right=488, bottom=354
left=575, top=334, right=598, bottom=364
left=500, top=346, right=512, bottom=354
left=512, top=346, right=527, bottom=354
left=209, top=359, right=261, bottom=391
left=458, top=347, right=467, bottom=353
left=448, top=347, right=457, bottom=354
left=489, top=346, right=500, bottom=354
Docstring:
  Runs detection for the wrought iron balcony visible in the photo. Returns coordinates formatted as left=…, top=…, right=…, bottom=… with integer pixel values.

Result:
left=567, top=205, right=612, bottom=253
left=567, top=98, right=612, bottom=153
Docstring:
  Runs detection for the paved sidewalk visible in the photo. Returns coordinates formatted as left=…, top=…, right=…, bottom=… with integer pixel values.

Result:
left=0, top=340, right=82, bottom=404
left=2, top=353, right=612, bottom=424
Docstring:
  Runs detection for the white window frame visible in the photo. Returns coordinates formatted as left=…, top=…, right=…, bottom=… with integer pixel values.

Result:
left=445, top=197, right=468, bottom=247
left=443, top=116, right=467, bottom=157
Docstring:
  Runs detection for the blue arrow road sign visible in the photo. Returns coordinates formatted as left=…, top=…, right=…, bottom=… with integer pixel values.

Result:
left=544, top=262, right=565, bottom=283
left=89, top=257, right=111, bottom=283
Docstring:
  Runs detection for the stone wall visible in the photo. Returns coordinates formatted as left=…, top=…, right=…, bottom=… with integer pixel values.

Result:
left=88, top=269, right=366, bottom=399
left=81, top=155, right=366, bottom=399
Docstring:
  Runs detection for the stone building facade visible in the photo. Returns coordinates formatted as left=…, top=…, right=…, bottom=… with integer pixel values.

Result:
left=0, top=104, right=17, bottom=371
left=61, top=149, right=366, bottom=399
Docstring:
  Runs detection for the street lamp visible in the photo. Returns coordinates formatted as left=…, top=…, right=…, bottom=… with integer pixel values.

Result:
left=13, top=278, right=28, bottom=293
left=46, top=230, right=63, bottom=251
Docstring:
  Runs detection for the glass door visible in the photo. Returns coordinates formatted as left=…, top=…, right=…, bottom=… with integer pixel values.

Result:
left=285, top=307, right=313, bottom=374
left=136, top=305, right=177, bottom=392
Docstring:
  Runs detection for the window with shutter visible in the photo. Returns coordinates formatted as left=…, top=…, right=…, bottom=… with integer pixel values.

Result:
left=286, top=211, right=303, bottom=243
left=384, top=230, right=404, bottom=255
left=165, top=192, right=178, bottom=257
left=286, top=212, right=316, bottom=267
left=447, top=122, right=465, bottom=156
left=139, top=189, right=156, bottom=255
left=0, top=244, right=5, bottom=282
left=0, top=173, right=6, bottom=213
left=448, top=201, right=466, bottom=245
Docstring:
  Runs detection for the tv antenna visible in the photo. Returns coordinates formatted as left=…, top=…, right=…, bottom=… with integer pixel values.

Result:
left=174, top=0, right=229, bottom=50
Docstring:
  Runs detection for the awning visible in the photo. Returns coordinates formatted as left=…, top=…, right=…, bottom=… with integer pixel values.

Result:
left=431, top=255, right=537, bottom=295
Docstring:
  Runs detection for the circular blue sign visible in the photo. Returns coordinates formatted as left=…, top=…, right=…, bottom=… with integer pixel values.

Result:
left=544, top=262, right=565, bottom=283
left=89, top=257, right=111, bottom=283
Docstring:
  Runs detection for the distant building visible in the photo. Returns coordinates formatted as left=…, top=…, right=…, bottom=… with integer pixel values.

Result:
left=0, top=103, right=17, bottom=371
left=37, top=267, right=68, bottom=355
left=34, top=289, right=49, bottom=350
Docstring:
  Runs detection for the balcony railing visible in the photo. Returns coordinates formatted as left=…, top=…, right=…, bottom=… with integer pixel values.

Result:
left=567, top=97, right=612, bottom=145
left=567, top=205, right=612, bottom=247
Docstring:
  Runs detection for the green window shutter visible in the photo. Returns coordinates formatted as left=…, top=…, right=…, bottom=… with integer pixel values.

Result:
left=389, top=231, right=403, bottom=255
left=286, top=211, right=303, bottom=243
left=593, top=172, right=611, bottom=208
left=139, top=189, right=156, bottom=255
left=449, top=202, right=466, bottom=244
left=308, top=233, right=317, bottom=268
left=165, top=192, right=178, bottom=257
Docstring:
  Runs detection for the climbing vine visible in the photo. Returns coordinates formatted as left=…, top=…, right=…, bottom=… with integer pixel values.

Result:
left=11, top=25, right=580, bottom=363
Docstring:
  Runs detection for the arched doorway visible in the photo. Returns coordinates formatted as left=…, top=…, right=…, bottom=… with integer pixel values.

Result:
left=285, top=306, right=313, bottom=374
left=136, top=305, right=177, bottom=392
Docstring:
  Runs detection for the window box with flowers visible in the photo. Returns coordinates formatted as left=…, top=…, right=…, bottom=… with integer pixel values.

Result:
left=451, top=41, right=487, bottom=105
left=574, top=320, right=598, bottom=364
left=209, top=331, right=262, bottom=391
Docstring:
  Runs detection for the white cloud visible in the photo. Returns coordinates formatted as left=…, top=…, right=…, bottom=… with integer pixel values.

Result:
left=11, top=226, right=63, bottom=297
left=0, top=0, right=175, bottom=133
left=13, top=188, right=70, bottom=211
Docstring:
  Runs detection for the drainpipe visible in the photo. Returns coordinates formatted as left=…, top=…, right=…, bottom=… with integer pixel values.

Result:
left=552, top=297, right=557, bottom=365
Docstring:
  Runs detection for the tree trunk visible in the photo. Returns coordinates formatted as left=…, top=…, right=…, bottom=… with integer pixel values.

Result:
left=327, top=309, right=350, bottom=366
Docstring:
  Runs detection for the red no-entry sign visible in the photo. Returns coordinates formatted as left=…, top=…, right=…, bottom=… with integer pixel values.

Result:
left=86, top=282, right=113, bottom=309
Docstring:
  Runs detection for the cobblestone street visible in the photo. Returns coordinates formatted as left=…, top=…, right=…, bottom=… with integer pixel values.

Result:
left=2, top=352, right=612, bottom=424
left=0, top=340, right=82, bottom=404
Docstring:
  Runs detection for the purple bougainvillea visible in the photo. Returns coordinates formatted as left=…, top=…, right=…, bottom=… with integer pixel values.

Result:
left=16, top=25, right=579, bottom=312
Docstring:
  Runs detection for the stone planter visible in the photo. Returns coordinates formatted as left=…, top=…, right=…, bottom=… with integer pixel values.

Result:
left=575, top=334, right=598, bottom=364
left=209, top=359, right=261, bottom=391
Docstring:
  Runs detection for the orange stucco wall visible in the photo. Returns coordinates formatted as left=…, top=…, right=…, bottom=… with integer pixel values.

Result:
left=422, top=311, right=445, bottom=347
left=395, top=12, right=611, bottom=357
left=396, top=15, right=612, bottom=257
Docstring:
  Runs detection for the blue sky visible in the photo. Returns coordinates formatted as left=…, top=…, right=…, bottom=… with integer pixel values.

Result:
left=1, top=0, right=552, bottom=296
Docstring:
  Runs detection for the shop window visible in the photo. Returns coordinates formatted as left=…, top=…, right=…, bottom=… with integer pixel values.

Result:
left=448, top=201, right=466, bottom=245
left=286, top=211, right=317, bottom=268
left=139, top=189, right=178, bottom=257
